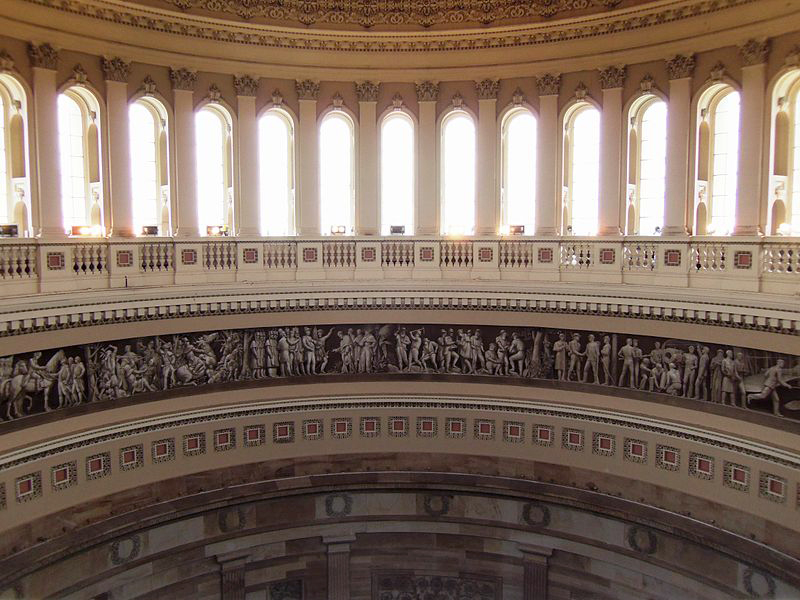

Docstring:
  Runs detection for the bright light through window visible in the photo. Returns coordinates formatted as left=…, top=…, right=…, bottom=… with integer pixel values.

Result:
left=0, top=95, right=6, bottom=225
left=710, top=91, right=739, bottom=236
left=792, top=93, right=800, bottom=233
left=441, top=112, right=475, bottom=235
left=58, top=94, right=87, bottom=230
left=381, top=112, right=414, bottom=235
left=570, top=107, right=600, bottom=236
left=129, top=102, right=158, bottom=233
left=638, top=100, right=667, bottom=235
left=259, top=111, right=294, bottom=236
left=502, top=110, right=536, bottom=233
left=320, top=113, right=354, bottom=235
left=196, top=108, right=227, bottom=231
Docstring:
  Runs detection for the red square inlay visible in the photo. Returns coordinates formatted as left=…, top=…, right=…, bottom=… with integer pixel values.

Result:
left=769, top=478, right=784, bottom=495
left=568, top=432, right=581, bottom=445
left=243, top=248, right=258, bottom=264
left=276, top=426, right=288, bottom=438
left=734, top=251, right=752, bottom=269
left=391, top=419, right=404, bottom=432
left=599, top=437, right=612, bottom=450
left=421, top=420, right=433, bottom=432
left=732, top=467, right=746, bottom=483
left=663, top=450, right=676, bottom=464
left=18, top=479, right=32, bottom=495
left=303, top=248, right=318, bottom=263
left=478, top=247, right=493, bottom=262
left=88, top=458, right=103, bottom=473
left=537, top=247, right=553, bottom=263
left=54, top=468, right=68, bottom=483
left=361, top=247, right=376, bottom=262
left=664, top=249, right=681, bottom=267
left=631, top=443, right=644, bottom=456
left=116, top=250, right=133, bottom=268
left=450, top=421, right=462, bottom=433
left=123, top=450, right=136, bottom=464
left=335, top=421, right=348, bottom=433
left=599, top=248, right=616, bottom=264
left=47, top=252, right=65, bottom=270
left=155, top=443, right=168, bottom=457
left=247, top=428, right=260, bottom=441
left=697, top=458, right=711, bottom=473
left=538, top=428, right=550, bottom=441
left=187, top=437, right=199, bottom=450
left=364, top=420, right=376, bottom=432
left=307, top=423, right=319, bottom=435
left=181, top=248, right=197, bottom=265
left=479, top=422, right=491, bottom=434
left=508, top=425, right=521, bottom=437
left=419, top=247, right=434, bottom=262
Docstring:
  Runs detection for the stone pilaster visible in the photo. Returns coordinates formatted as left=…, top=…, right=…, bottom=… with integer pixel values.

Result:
left=324, top=535, right=354, bottom=600
left=170, top=67, right=199, bottom=236
left=356, top=81, right=380, bottom=235
left=475, top=79, right=499, bottom=235
left=103, top=57, right=134, bottom=237
left=415, top=81, right=439, bottom=235
left=296, top=80, right=320, bottom=235
left=663, top=55, right=695, bottom=235
left=535, top=74, right=560, bottom=236
left=598, top=66, right=626, bottom=236
left=234, top=75, right=260, bottom=236
left=520, top=544, right=552, bottom=600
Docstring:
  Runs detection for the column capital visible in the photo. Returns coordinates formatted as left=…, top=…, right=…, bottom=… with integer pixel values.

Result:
left=101, top=56, right=131, bottom=83
left=415, top=80, right=439, bottom=102
left=599, top=65, right=627, bottom=89
left=666, top=54, right=695, bottom=80
left=295, top=79, right=320, bottom=100
left=27, top=42, right=58, bottom=70
left=475, top=78, right=499, bottom=100
left=739, top=38, right=771, bottom=67
left=169, top=67, right=197, bottom=91
left=536, top=73, right=561, bottom=96
left=355, top=81, right=380, bottom=102
left=233, top=74, right=259, bottom=97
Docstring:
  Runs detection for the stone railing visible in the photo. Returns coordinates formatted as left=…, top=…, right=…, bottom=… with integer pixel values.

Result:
left=0, top=236, right=797, bottom=297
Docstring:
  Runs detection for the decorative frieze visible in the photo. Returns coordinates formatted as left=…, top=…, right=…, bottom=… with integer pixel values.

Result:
left=101, top=56, right=131, bottom=83
left=169, top=67, right=197, bottom=91
left=666, top=54, right=695, bottom=79
left=355, top=81, right=379, bottom=102
left=27, top=43, right=58, bottom=70
left=415, top=80, right=439, bottom=102
left=295, top=79, right=319, bottom=100
left=233, top=74, right=258, bottom=96
left=475, top=78, right=499, bottom=100
left=599, top=65, right=627, bottom=89
left=739, top=38, right=771, bottom=66
left=536, top=73, right=560, bottom=96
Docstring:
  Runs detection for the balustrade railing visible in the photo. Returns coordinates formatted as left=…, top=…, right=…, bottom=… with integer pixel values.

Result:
left=1, top=235, right=796, bottom=296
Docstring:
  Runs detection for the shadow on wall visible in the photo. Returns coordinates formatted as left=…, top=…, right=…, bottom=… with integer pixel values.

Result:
left=0, top=324, right=798, bottom=422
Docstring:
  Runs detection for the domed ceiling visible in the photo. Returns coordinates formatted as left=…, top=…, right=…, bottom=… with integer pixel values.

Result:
left=128, top=0, right=657, bottom=31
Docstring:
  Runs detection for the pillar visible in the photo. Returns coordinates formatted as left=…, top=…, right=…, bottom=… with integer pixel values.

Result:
left=296, top=80, right=320, bottom=236
left=356, top=81, right=379, bottom=235
left=520, top=545, right=552, bottom=600
left=28, top=43, right=64, bottom=238
left=170, top=67, right=199, bottom=237
left=535, top=74, right=560, bottom=236
left=598, top=66, right=626, bottom=236
left=734, top=39, right=770, bottom=236
left=475, top=79, right=499, bottom=236
left=102, top=57, right=134, bottom=237
left=324, top=535, right=354, bottom=600
left=663, top=55, right=695, bottom=236
left=218, top=557, right=246, bottom=600
left=234, top=75, right=260, bottom=236
left=416, top=81, right=439, bottom=235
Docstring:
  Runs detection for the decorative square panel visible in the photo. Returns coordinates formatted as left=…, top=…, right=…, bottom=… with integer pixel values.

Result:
left=360, top=416, right=381, bottom=438
left=664, top=249, right=682, bottom=267
left=15, top=472, right=42, bottom=503
left=303, top=419, right=323, bottom=440
left=759, top=472, right=786, bottom=503
left=592, top=433, right=616, bottom=457
left=183, top=433, right=206, bottom=457
left=562, top=428, right=584, bottom=451
left=533, top=425, right=554, bottom=447
left=272, top=422, right=293, bottom=444
left=655, top=445, right=680, bottom=471
left=243, top=247, right=259, bottom=264
left=416, top=417, right=438, bottom=438
left=243, top=425, right=266, bottom=447
left=734, top=251, right=752, bottom=269
left=478, top=247, right=494, bottom=262
left=446, top=417, right=466, bottom=439
left=86, top=452, right=111, bottom=480
left=51, top=461, right=77, bottom=491
left=624, top=438, right=647, bottom=464
left=723, top=461, right=750, bottom=492
left=503, top=421, right=524, bottom=443
left=120, top=444, right=144, bottom=471
left=474, top=419, right=495, bottom=440
left=0, top=484, right=5, bottom=511
left=361, top=247, right=376, bottom=262
left=46, top=252, right=65, bottom=271
left=302, top=247, right=318, bottom=263
left=537, top=247, right=553, bottom=263
left=689, top=452, right=714, bottom=480
left=331, top=418, right=353, bottom=439
left=115, top=250, right=133, bottom=268
left=419, top=246, right=435, bottom=262
left=151, top=438, right=175, bottom=463
left=599, top=248, right=616, bottom=264
left=180, top=248, right=197, bottom=265
left=388, top=416, right=409, bottom=437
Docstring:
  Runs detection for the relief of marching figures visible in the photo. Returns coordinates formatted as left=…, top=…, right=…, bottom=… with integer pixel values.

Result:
left=1, top=324, right=798, bottom=421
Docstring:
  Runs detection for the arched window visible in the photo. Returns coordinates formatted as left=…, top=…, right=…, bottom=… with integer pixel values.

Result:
left=563, top=104, right=600, bottom=235
left=440, top=111, right=475, bottom=235
left=58, top=87, right=103, bottom=234
left=0, top=75, right=28, bottom=234
left=627, top=98, right=667, bottom=235
left=380, top=111, right=414, bottom=235
left=769, top=70, right=800, bottom=235
left=129, top=98, right=169, bottom=235
left=258, top=109, right=295, bottom=236
left=500, top=108, right=536, bottom=234
left=319, top=112, right=355, bottom=235
left=694, top=86, right=740, bottom=235
left=196, top=105, right=233, bottom=234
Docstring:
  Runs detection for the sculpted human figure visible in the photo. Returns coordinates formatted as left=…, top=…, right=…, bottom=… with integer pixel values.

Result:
left=395, top=327, right=411, bottom=371
left=458, top=329, right=474, bottom=374
left=720, top=350, right=737, bottom=406
left=56, top=358, right=73, bottom=409
left=336, top=330, right=354, bottom=373
left=582, top=334, right=601, bottom=384
left=353, top=329, right=365, bottom=373
left=277, top=329, right=292, bottom=377
left=443, top=329, right=459, bottom=372
left=632, top=339, right=642, bottom=385
left=747, top=359, right=792, bottom=416
left=650, top=361, right=666, bottom=392
left=436, top=329, right=447, bottom=372
left=638, top=358, right=653, bottom=390
left=421, top=336, right=439, bottom=371
left=649, top=341, right=665, bottom=367
left=287, top=328, right=302, bottom=375
left=618, top=338, right=636, bottom=388
left=694, top=346, right=710, bottom=400
left=709, top=349, right=724, bottom=403
left=600, top=336, right=612, bottom=385
left=361, top=328, right=377, bottom=373
left=250, top=331, right=267, bottom=379
left=266, top=330, right=279, bottom=376
left=495, top=330, right=510, bottom=375
left=409, top=329, right=424, bottom=369
left=664, top=362, right=682, bottom=395
left=471, top=330, right=486, bottom=372
left=485, top=343, right=502, bottom=375
left=71, top=356, right=86, bottom=405
left=566, top=333, right=584, bottom=382
left=553, top=333, right=568, bottom=381
left=302, top=327, right=317, bottom=375
left=682, top=346, right=698, bottom=397
left=734, top=352, right=749, bottom=407
left=508, top=332, right=526, bottom=376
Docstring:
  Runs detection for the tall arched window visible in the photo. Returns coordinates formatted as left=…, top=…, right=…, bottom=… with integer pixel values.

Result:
left=0, top=75, right=27, bottom=233
left=563, top=104, right=600, bottom=235
left=501, top=108, right=537, bottom=234
left=259, top=109, right=295, bottom=236
left=196, top=105, right=233, bottom=234
left=58, top=87, right=103, bottom=233
left=319, top=112, right=355, bottom=235
left=627, top=98, right=667, bottom=235
left=380, top=111, right=414, bottom=235
left=129, top=98, right=169, bottom=235
left=440, top=111, right=475, bottom=235
left=694, top=86, right=740, bottom=235
left=769, top=70, right=800, bottom=235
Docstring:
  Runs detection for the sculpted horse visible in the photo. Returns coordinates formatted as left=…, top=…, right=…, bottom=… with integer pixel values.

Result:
left=0, top=350, right=64, bottom=419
